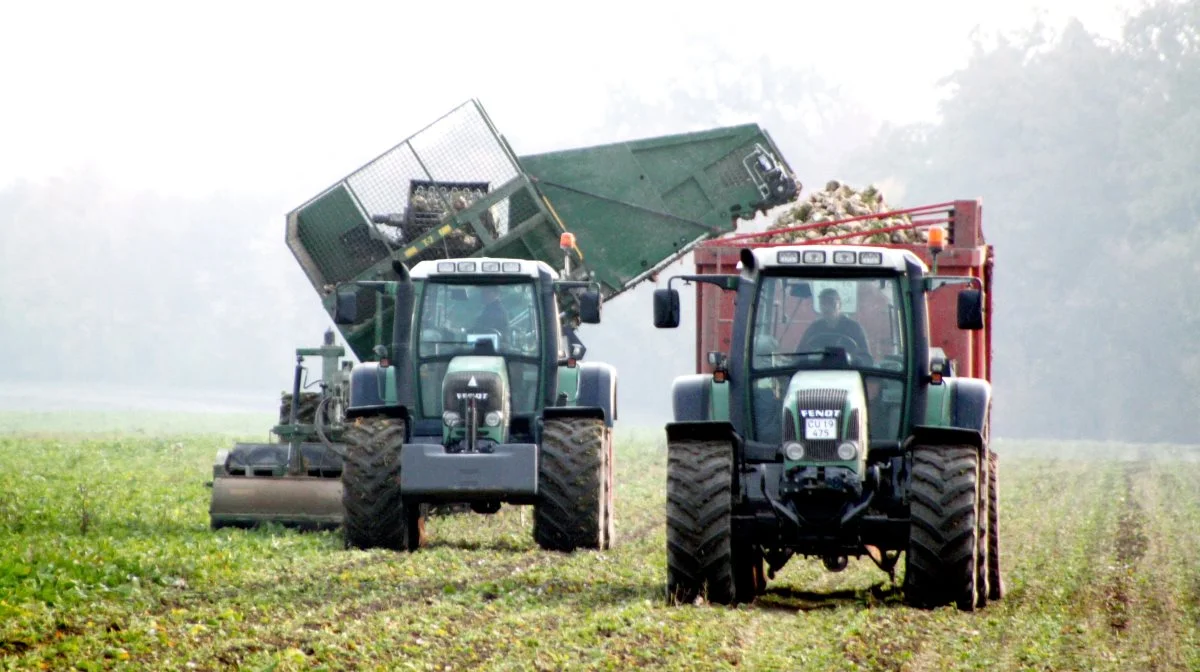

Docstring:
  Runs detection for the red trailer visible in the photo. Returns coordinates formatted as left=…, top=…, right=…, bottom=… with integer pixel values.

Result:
left=689, top=199, right=993, bottom=382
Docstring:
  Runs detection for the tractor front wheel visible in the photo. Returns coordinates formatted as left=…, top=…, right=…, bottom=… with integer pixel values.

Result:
left=533, top=416, right=610, bottom=552
left=666, top=438, right=736, bottom=605
left=341, top=416, right=425, bottom=551
left=904, top=444, right=980, bottom=611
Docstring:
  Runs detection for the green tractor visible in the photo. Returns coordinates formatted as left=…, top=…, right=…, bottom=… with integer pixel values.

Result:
left=329, top=256, right=616, bottom=552
left=653, top=241, right=1000, bottom=610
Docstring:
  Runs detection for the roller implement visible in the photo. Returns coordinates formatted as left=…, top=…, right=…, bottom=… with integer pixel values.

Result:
left=654, top=200, right=1001, bottom=610
left=208, top=98, right=799, bottom=545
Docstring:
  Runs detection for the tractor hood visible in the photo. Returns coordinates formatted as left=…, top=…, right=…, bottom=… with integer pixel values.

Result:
left=441, top=356, right=511, bottom=445
left=781, top=370, right=868, bottom=470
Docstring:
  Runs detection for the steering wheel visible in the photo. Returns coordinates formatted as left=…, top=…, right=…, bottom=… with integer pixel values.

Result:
left=469, top=329, right=503, bottom=353
left=804, top=332, right=860, bottom=353
left=802, top=332, right=873, bottom=366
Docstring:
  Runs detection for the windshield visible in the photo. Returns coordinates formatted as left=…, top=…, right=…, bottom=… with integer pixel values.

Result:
left=417, top=281, right=539, bottom=358
left=415, top=281, right=542, bottom=418
left=748, top=274, right=908, bottom=443
left=750, top=275, right=905, bottom=372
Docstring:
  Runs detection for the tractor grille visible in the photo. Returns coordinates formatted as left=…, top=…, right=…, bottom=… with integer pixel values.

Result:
left=442, top=370, right=504, bottom=422
left=796, top=388, right=848, bottom=461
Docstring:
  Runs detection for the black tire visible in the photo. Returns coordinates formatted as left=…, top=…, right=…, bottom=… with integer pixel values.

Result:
left=904, top=444, right=979, bottom=611
left=341, top=416, right=424, bottom=551
left=666, top=439, right=735, bottom=606
left=533, top=417, right=607, bottom=552
left=279, top=392, right=322, bottom=425
left=601, top=428, right=615, bottom=550
left=975, top=449, right=990, bottom=609
left=987, top=449, right=1004, bottom=600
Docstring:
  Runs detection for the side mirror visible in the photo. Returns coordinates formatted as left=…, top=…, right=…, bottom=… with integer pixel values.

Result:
left=334, top=289, right=359, bottom=324
left=957, top=289, right=985, bottom=330
left=579, top=289, right=602, bottom=324
left=653, top=288, right=680, bottom=329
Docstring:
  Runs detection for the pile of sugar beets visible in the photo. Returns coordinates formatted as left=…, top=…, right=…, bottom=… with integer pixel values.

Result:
left=763, top=180, right=929, bottom=244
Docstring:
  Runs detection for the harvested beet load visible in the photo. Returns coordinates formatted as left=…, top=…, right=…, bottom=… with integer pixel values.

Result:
left=763, top=180, right=930, bottom=245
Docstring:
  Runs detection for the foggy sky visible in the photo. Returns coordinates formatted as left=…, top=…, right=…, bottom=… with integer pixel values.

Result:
left=0, top=1, right=1154, bottom=437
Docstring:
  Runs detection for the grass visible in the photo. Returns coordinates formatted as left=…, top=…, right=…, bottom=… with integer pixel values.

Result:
left=1, top=417, right=1199, bottom=670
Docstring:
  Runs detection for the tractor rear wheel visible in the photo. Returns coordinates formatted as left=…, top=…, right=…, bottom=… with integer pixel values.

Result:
left=987, top=449, right=1004, bottom=600
left=341, top=416, right=425, bottom=551
left=975, top=448, right=990, bottom=609
left=666, top=439, right=735, bottom=605
left=904, top=444, right=980, bottom=611
left=533, top=416, right=609, bottom=552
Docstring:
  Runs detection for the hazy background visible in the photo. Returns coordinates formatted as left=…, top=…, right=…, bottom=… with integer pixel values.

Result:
left=2, top=0, right=1195, bottom=442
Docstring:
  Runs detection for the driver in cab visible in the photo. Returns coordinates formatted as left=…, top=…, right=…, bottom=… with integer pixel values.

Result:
left=799, top=288, right=871, bottom=359
left=470, top=285, right=509, bottom=337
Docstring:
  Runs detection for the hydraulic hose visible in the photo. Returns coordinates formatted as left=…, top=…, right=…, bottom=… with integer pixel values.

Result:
left=314, top=395, right=346, bottom=457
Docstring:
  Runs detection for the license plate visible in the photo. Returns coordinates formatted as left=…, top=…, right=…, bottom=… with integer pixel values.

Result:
left=804, top=418, right=837, bottom=440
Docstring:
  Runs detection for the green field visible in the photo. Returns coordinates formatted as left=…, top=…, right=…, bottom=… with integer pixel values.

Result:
left=2, top=412, right=1199, bottom=671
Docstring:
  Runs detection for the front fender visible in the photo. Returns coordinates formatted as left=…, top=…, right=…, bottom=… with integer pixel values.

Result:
left=576, top=361, right=618, bottom=427
left=346, top=363, right=407, bottom=422
left=672, top=374, right=729, bottom=422
left=923, top=377, right=991, bottom=435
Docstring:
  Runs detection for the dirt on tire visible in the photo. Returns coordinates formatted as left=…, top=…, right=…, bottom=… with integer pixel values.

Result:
left=533, top=416, right=609, bottom=552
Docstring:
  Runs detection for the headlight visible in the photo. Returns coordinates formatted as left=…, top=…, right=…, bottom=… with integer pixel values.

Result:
left=784, top=441, right=805, bottom=461
left=442, top=411, right=461, bottom=427
left=484, top=411, right=502, bottom=427
left=837, top=441, right=858, bottom=461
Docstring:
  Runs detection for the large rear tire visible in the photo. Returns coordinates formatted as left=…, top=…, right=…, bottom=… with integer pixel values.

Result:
left=341, top=416, right=425, bottom=551
left=975, top=448, right=990, bottom=609
left=987, top=449, right=1004, bottom=600
left=666, top=439, right=736, bottom=606
left=533, top=417, right=609, bottom=552
left=904, top=444, right=980, bottom=611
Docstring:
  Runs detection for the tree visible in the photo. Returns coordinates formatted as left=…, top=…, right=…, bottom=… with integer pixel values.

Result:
left=840, top=3, right=1200, bottom=442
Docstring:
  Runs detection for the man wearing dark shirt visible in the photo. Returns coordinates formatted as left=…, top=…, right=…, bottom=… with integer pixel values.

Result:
left=799, top=288, right=871, bottom=358
left=471, top=286, right=509, bottom=337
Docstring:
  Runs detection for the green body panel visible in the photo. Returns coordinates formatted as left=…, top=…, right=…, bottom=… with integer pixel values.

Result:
left=383, top=363, right=398, bottom=406
left=556, top=364, right=581, bottom=406
left=921, top=380, right=954, bottom=427
left=709, top=378, right=731, bottom=421
left=442, top=356, right=510, bottom=444
left=286, top=99, right=797, bottom=363
left=781, top=370, right=867, bottom=473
